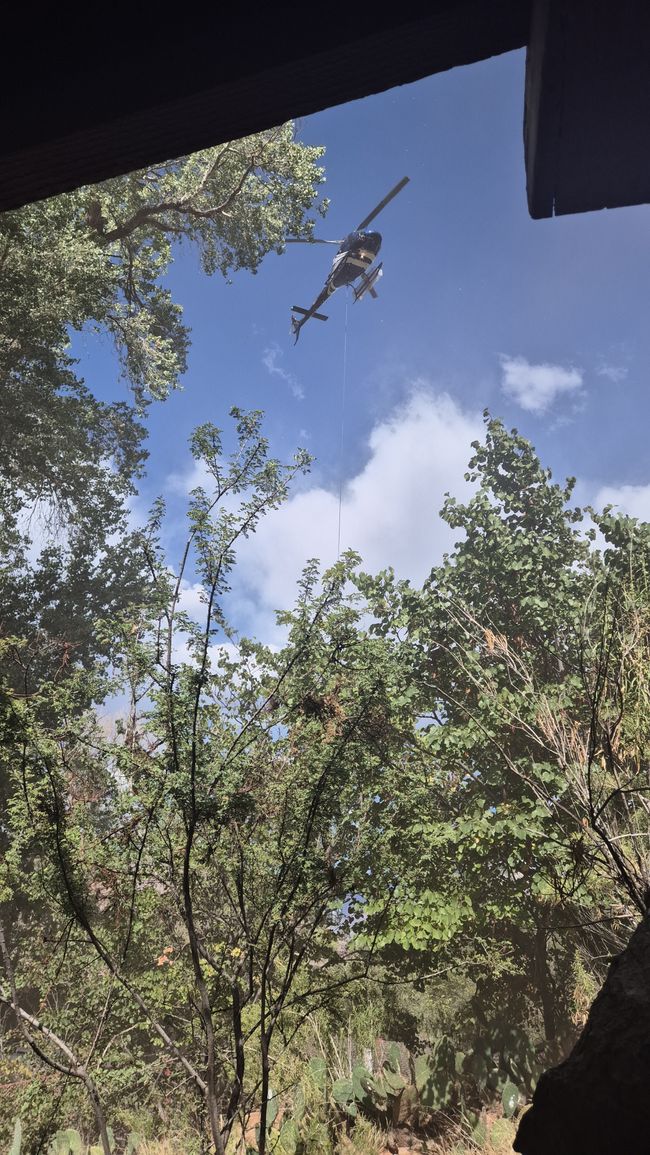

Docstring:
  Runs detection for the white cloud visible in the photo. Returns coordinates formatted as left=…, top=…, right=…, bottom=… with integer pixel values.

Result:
left=572, top=480, right=650, bottom=556
left=176, top=580, right=207, bottom=620
left=228, top=389, right=483, bottom=640
left=167, top=458, right=213, bottom=495
left=171, top=634, right=244, bottom=669
left=500, top=354, right=583, bottom=415
left=262, top=342, right=304, bottom=400
left=592, top=483, right=650, bottom=522
left=596, top=362, right=628, bottom=385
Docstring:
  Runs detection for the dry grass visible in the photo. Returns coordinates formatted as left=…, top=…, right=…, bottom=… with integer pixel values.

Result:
left=338, top=1117, right=387, bottom=1154
left=134, top=1114, right=518, bottom=1155
left=137, top=1140, right=196, bottom=1155
left=438, top=1116, right=518, bottom=1155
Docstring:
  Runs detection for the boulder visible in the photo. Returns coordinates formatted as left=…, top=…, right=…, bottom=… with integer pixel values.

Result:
left=514, top=910, right=650, bottom=1154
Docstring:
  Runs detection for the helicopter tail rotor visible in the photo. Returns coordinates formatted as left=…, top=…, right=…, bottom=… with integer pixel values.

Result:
left=291, top=305, right=329, bottom=342
left=291, top=306, right=329, bottom=321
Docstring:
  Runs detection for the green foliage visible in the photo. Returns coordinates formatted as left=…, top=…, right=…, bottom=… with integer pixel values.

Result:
left=354, top=413, right=632, bottom=1064
left=0, top=122, right=326, bottom=697
left=0, top=409, right=417, bottom=1155
left=5, top=403, right=650, bottom=1151
left=12, top=67, right=650, bottom=1150
left=0, top=124, right=325, bottom=410
left=468, top=1114, right=488, bottom=1147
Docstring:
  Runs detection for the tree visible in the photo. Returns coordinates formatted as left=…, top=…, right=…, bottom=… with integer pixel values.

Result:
left=1, top=122, right=325, bottom=409
left=0, top=123, right=327, bottom=688
left=453, top=508, right=650, bottom=916
left=356, top=416, right=619, bottom=1062
left=0, top=411, right=412, bottom=1154
left=9, top=404, right=650, bottom=1147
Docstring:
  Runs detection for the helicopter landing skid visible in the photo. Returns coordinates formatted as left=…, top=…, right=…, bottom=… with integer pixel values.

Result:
left=353, top=263, right=383, bottom=302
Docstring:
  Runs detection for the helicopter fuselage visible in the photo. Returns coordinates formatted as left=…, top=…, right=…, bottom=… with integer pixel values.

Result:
left=327, top=230, right=382, bottom=291
left=290, top=175, right=408, bottom=341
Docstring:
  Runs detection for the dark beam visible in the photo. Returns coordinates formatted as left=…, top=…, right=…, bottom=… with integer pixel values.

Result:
left=525, top=0, right=650, bottom=218
left=0, top=3, right=529, bottom=211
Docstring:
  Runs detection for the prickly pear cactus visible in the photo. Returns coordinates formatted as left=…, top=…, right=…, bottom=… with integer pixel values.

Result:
left=266, top=1089, right=279, bottom=1130
left=9, top=1119, right=22, bottom=1155
left=308, top=1056, right=327, bottom=1090
left=332, top=1077, right=357, bottom=1116
left=414, top=1038, right=457, bottom=1111
left=48, top=1130, right=83, bottom=1155
left=278, top=1118, right=300, bottom=1154
left=501, top=1079, right=520, bottom=1119
left=292, top=1084, right=306, bottom=1123
left=385, top=1042, right=401, bottom=1073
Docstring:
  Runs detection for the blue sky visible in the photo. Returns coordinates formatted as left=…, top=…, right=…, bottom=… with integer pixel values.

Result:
left=73, top=48, right=650, bottom=641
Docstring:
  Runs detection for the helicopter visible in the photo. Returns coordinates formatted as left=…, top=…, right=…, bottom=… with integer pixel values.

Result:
left=289, top=176, right=410, bottom=343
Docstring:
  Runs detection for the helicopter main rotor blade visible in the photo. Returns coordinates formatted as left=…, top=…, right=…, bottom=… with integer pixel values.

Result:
left=284, top=237, right=342, bottom=245
left=355, top=176, right=410, bottom=231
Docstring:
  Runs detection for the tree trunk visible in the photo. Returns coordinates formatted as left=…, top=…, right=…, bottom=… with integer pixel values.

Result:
left=534, top=923, right=557, bottom=1046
